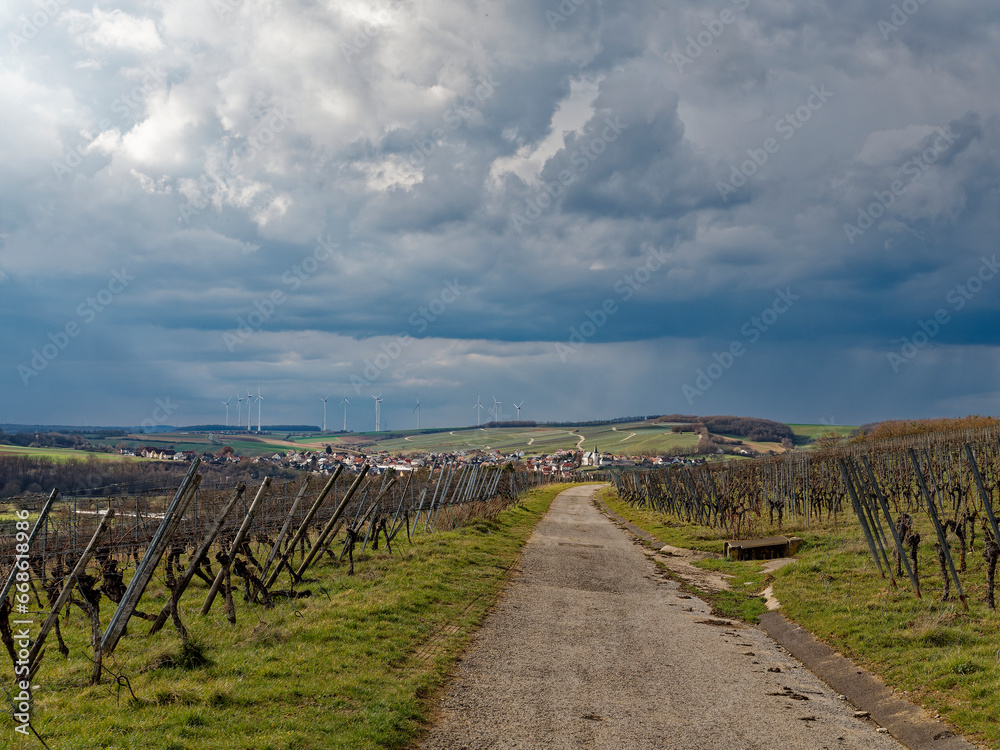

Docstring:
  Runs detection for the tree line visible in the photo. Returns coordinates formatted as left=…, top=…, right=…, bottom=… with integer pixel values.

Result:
left=654, top=414, right=795, bottom=443
left=0, top=454, right=302, bottom=499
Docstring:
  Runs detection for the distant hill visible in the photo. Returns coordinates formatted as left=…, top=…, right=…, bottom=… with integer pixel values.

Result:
left=181, top=425, right=321, bottom=432
left=538, top=416, right=660, bottom=428
left=1, top=424, right=168, bottom=434
left=854, top=416, right=1000, bottom=441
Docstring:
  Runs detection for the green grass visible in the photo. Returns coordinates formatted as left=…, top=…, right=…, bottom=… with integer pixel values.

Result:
left=602, top=486, right=1000, bottom=749
left=0, top=444, right=137, bottom=462
left=10, top=483, right=576, bottom=750
left=788, top=424, right=858, bottom=440
left=776, top=531, right=1000, bottom=744
left=93, top=434, right=291, bottom=459
left=690, top=558, right=769, bottom=621
left=610, top=428, right=699, bottom=455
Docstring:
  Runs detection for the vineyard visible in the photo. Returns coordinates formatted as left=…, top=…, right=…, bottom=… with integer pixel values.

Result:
left=0, top=460, right=560, bottom=745
left=610, top=425, right=1000, bottom=610
left=602, top=424, right=1000, bottom=746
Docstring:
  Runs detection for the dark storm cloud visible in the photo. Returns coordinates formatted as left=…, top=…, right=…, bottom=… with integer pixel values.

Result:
left=2, top=0, right=1000, bottom=426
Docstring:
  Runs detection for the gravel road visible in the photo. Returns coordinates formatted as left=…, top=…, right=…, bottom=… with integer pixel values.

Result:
left=416, top=485, right=906, bottom=750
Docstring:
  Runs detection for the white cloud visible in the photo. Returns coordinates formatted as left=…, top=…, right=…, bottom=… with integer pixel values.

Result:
left=119, top=86, right=205, bottom=168
left=63, top=8, right=164, bottom=53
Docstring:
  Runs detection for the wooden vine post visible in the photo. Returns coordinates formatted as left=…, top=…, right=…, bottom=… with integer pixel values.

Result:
left=101, top=460, right=201, bottom=656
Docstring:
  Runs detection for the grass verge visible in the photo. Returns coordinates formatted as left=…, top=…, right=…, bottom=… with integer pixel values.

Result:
left=601, top=487, right=1000, bottom=749
left=8, top=483, right=574, bottom=750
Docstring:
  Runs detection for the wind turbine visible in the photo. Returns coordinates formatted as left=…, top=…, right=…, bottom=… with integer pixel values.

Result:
left=413, top=394, right=421, bottom=429
left=492, top=395, right=502, bottom=422
left=236, top=393, right=243, bottom=430
left=246, top=388, right=254, bottom=431
left=256, top=386, right=264, bottom=433
left=222, top=396, right=232, bottom=426
left=341, top=396, right=349, bottom=432
left=372, top=393, right=382, bottom=432
left=472, top=394, right=484, bottom=426
left=320, top=395, right=329, bottom=432
left=513, top=401, right=523, bottom=420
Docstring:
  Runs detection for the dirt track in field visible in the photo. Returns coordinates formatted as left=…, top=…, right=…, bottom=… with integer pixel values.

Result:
left=415, top=485, right=907, bottom=750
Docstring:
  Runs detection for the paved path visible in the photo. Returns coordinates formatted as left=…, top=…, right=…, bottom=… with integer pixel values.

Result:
left=417, top=485, right=906, bottom=750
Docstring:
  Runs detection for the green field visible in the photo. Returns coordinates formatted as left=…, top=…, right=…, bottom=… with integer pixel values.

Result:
left=788, top=423, right=858, bottom=440
left=367, top=422, right=704, bottom=456
left=0, top=444, right=136, bottom=462
left=609, top=425, right=702, bottom=455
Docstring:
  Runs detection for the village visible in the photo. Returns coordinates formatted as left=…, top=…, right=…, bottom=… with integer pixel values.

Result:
left=123, top=444, right=709, bottom=475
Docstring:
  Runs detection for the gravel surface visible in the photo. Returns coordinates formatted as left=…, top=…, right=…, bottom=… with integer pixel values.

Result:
left=416, top=485, right=906, bottom=749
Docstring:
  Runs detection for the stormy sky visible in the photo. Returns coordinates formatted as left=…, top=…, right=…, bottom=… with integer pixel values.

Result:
left=1, top=0, right=999, bottom=430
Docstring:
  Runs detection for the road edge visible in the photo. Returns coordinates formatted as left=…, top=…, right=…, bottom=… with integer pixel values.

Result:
left=409, top=483, right=585, bottom=747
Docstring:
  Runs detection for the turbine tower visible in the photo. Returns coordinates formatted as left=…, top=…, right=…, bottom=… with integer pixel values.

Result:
left=472, top=394, right=484, bottom=426
left=413, top=394, right=421, bottom=429
left=341, top=396, right=349, bottom=432
left=222, top=397, right=232, bottom=426
left=256, top=386, right=264, bottom=433
left=247, top=388, right=254, bottom=431
left=236, top=393, right=243, bottom=430
left=372, top=393, right=382, bottom=432
left=514, top=401, right=523, bottom=420
left=320, top=395, right=329, bottom=432
left=492, top=395, right=502, bottom=422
